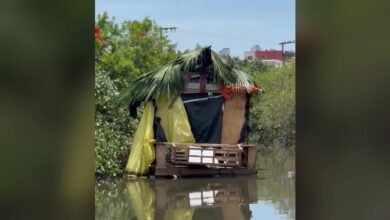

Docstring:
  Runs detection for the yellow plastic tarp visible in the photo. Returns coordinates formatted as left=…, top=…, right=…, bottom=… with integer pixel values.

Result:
left=126, top=102, right=155, bottom=175
left=126, top=98, right=195, bottom=175
left=126, top=180, right=193, bottom=220
left=126, top=180, right=155, bottom=220
left=164, top=201, right=194, bottom=220
left=156, top=97, right=195, bottom=143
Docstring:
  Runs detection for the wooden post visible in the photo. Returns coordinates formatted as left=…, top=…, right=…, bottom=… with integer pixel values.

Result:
left=199, top=69, right=206, bottom=93
left=156, top=144, right=168, bottom=168
left=247, top=146, right=256, bottom=169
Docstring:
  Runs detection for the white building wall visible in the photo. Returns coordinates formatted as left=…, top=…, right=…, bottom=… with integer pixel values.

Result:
left=261, top=59, right=283, bottom=67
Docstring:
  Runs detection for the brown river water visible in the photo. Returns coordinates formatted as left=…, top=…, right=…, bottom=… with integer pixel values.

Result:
left=96, top=150, right=295, bottom=220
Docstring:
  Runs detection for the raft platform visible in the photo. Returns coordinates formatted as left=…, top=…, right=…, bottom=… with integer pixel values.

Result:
left=152, top=142, right=257, bottom=177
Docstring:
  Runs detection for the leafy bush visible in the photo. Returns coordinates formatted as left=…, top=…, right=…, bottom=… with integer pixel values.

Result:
left=225, top=56, right=269, bottom=74
left=95, top=67, right=138, bottom=175
left=95, top=13, right=179, bottom=176
left=250, top=59, right=296, bottom=149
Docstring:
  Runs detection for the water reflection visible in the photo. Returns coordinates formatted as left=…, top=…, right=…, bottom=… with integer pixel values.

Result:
left=96, top=153, right=295, bottom=220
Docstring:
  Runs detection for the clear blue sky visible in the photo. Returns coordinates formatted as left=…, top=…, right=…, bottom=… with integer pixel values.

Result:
left=96, top=0, right=295, bottom=58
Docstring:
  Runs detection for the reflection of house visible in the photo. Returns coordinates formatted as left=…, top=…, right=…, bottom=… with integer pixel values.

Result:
left=154, top=177, right=256, bottom=220
left=126, top=176, right=257, bottom=220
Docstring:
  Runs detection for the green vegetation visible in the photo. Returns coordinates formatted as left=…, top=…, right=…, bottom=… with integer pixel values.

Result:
left=95, top=13, right=295, bottom=176
left=250, top=60, right=296, bottom=150
left=95, top=13, right=179, bottom=176
left=225, top=56, right=269, bottom=74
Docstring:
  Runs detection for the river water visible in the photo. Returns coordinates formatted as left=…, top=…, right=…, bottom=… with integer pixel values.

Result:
left=96, top=150, right=295, bottom=220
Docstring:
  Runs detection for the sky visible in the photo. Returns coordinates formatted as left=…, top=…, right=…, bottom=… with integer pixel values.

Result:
left=96, top=0, right=295, bottom=58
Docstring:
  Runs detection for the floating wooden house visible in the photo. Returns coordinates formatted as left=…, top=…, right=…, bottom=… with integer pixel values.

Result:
left=125, top=47, right=261, bottom=177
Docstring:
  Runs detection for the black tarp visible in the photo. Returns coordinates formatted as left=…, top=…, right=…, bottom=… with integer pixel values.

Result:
left=181, top=93, right=224, bottom=143
left=151, top=100, right=167, bottom=142
left=153, top=117, right=167, bottom=142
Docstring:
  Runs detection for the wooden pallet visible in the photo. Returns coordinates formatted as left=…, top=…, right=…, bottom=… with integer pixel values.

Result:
left=171, top=145, right=242, bottom=167
left=153, top=142, right=257, bottom=177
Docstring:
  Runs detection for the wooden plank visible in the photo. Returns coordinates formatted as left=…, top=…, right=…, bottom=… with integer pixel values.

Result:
left=247, top=145, right=256, bottom=169
left=155, top=144, right=168, bottom=168
left=171, top=146, right=243, bottom=167
left=154, top=143, right=257, bottom=171
left=155, top=142, right=254, bottom=148
left=221, top=94, right=247, bottom=144
left=154, top=167, right=257, bottom=177
left=184, top=82, right=220, bottom=92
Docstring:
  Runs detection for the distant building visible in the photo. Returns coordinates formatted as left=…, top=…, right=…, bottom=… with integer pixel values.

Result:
left=251, top=44, right=262, bottom=51
left=261, top=59, right=283, bottom=67
left=244, top=45, right=284, bottom=67
left=218, top=48, right=231, bottom=58
left=244, top=50, right=284, bottom=61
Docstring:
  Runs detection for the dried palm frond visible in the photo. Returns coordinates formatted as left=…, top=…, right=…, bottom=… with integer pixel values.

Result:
left=120, top=47, right=253, bottom=105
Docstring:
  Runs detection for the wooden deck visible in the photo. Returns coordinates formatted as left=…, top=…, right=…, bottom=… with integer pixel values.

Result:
left=153, top=142, right=257, bottom=177
left=154, top=167, right=257, bottom=177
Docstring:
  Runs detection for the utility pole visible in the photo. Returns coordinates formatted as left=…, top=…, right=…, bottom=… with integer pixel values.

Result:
left=159, top=27, right=177, bottom=40
left=161, top=27, right=177, bottom=33
left=159, top=27, right=177, bottom=51
left=279, top=40, right=295, bottom=63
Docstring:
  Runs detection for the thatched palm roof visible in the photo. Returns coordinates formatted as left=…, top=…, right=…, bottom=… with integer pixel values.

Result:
left=122, top=47, right=253, bottom=105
